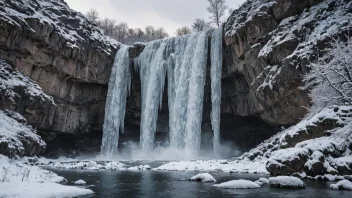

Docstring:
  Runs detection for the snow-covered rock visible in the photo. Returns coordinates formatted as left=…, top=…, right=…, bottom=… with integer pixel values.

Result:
left=74, top=180, right=86, bottom=185
left=269, top=176, right=306, bottom=189
left=235, top=105, right=352, bottom=177
left=255, top=178, right=269, bottom=186
left=330, top=180, right=352, bottom=191
left=213, top=180, right=261, bottom=189
left=189, top=173, right=216, bottom=183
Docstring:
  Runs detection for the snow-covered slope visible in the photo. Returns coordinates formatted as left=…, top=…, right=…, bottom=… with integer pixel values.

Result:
left=0, top=110, right=46, bottom=157
left=239, top=106, right=352, bottom=176
left=0, top=58, right=54, bottom=157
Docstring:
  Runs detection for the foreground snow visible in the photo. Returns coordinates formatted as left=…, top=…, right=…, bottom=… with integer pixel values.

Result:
left=213, top=179, right=261, bottom=189
left=0, top=182, right=93, bottom=198
left=0, top=155, right=94, bottom=198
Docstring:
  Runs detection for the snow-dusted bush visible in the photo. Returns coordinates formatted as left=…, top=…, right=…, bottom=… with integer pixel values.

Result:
left=303, top=37, right=352, bottom=110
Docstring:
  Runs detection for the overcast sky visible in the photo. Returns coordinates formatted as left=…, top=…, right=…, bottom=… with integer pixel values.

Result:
left=65, top=0, right=246, bottom=35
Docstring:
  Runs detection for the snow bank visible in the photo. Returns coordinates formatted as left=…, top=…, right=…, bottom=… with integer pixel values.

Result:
left=155, top=159, right=268, bottom=174
left=269, top=176, right=306, bottom=189
left=74, top=179, right=86, bottom=185
left=213, top=180, right=261, bottom=189
left=189, top=173, right=216, bottom=182
left=0, top=182, right=93, bottom=198
left=51, top=161, right=126, bottom=170
left=127, top=165, right=151, bottom=171
left=330, top=180, right=352, bottom=191
left=0, top=155, right=93, bottom=197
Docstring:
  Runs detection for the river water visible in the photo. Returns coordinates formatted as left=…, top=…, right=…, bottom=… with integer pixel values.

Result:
left=45, top=162, right=351, bottom=198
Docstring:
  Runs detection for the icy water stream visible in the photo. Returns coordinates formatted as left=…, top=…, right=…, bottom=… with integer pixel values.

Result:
left=45, top=162, right=351, bottom=198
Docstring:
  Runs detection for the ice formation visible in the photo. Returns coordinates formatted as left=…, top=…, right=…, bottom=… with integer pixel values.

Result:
left=102, top=28, right=223, bottom=155
left=210, top=27, right=223, bottom=153
left=101, top=46, right=131, bottom=156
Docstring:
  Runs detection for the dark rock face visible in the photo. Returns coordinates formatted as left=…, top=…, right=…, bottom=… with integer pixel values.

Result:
left=0, top=0, right=119, bottom=140
left=222, top=0, right=351, bottom=128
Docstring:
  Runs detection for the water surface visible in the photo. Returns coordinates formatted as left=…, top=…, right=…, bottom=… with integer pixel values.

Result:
left=46, top=164, right=351, bottom=198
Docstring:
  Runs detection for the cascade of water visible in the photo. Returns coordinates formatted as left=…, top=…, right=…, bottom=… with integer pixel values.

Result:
left=174, top=32, right=208, bottom=150
left=135, top=40, right=168, bottom=151
left=101, top=45, right=131, bottom=156
left=210, top=28, right=223, bottom=153
left=102, top=28, right=223, bottom=156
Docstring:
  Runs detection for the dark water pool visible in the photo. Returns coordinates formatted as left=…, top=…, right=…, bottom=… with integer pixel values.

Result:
left=46, top=164, right=351, bottom=198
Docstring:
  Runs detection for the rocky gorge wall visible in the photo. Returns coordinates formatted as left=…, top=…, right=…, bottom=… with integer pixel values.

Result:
left=0, top=0, right=119, bottom=156
left=0, top=0, right=351, bottom=157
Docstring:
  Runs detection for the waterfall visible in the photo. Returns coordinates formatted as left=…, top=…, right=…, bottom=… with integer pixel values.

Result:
left=101, top=28, right=223, bottom=156
left=134, top=40, right=168, bottom=151
left=101, top=46, right=131, bottom=156
left=210, top=27, right=223, bottom=153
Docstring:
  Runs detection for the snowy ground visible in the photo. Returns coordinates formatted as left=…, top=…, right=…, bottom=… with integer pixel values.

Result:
left=0, top=155, right=94, bottom=198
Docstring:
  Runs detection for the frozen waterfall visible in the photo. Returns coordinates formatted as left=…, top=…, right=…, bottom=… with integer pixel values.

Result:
left=101, top=46, right=131, bottom=156
left=102, top=28, right=223, bottom=156
left=210, top=28, right=223, bottom=153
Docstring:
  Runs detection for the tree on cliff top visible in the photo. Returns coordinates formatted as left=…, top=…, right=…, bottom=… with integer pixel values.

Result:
left=176, top=26, right=192, bottom=36
left=206, top=0, right=228, bottom=27
left=85, top=9, right=99, bottom=23
left=192, top=18, right=211, bottom=32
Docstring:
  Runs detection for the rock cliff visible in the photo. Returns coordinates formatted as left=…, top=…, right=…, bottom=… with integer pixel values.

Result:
left=0, top=0, right=120, bottom=156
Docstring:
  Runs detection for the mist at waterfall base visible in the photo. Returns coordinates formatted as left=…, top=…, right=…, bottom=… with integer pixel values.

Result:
left=100, top=28, right=240, bottom=161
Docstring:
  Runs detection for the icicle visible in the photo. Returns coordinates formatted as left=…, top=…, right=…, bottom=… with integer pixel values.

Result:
left=101, top=45, right=131, bottom=157
left=210, top=27, right=223, bottom=153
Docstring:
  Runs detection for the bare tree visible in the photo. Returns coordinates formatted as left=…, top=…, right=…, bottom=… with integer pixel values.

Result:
left=154, top=27, right=169, bottom=39
left=114, top=22, right=129, bottom=42
left=206, top=0, right=228, bottom=27
left=303, top=37, right=352, bottom=110
left=192, top=18, right=211, bottom=32
left=85, top=9, right=99, bottom=23
left=145, top=25, right=156, bottom=41
left=176, top=26, right=192, bottom=36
